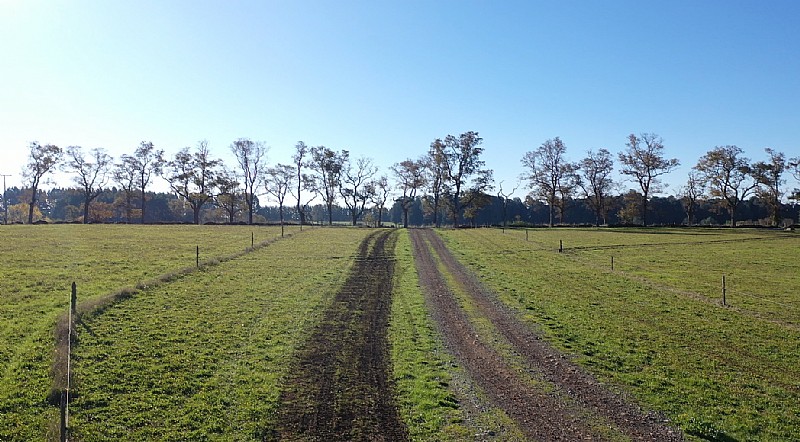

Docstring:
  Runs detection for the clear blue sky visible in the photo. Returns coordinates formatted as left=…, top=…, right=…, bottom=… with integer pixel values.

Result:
left=1, top=0, right=798, bottom=200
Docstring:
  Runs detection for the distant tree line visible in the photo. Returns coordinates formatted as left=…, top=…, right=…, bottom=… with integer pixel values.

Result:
left=3, top=133, right=799, bottom=227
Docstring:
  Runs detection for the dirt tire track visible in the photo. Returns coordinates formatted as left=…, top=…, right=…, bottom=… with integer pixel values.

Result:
left=274, top=229, right=408, bottom=441
left=410, top=229, right=684, bottom=441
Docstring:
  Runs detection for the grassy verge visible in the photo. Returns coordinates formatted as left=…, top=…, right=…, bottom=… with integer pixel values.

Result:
left=0, top=224, right=298, bottom=440
left=69, top=227, right=367, bottom=440
left=440, top=228, right=800, bottom=441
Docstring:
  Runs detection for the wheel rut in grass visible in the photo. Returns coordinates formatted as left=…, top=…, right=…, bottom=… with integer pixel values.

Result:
left=410, top=228, right=684, bottom=441
left=274, top=229, right=408, bottom=441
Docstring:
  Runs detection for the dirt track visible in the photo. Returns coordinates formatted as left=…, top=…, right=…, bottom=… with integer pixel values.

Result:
left=274, top=230, right=408, bottom=441
left=410, top=229, right=684, bottom=441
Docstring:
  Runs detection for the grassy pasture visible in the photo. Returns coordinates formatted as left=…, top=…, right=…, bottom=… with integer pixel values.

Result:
left=69, top=227, right=365, bottom=440
left=0, top=224, right=296, bottom=440
left=440, top=227, right=800, bottom=441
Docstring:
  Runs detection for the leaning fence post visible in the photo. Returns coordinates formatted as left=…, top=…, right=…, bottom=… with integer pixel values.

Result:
left=71, top=282, right=77, bottom=315
left=559, top=240, right=563, bottom=253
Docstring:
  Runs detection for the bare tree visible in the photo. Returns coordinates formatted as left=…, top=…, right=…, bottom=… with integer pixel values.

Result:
left=113, top=155, right=138, bottom=223
left=22, top=142, right=62, bottom=223
left=230, top=138, right=268, bottom=224
left=680, top=171, right=705, bottom=226
left=291, top=141, right=315, bottom=225
left=752, top=148, right=787, bottom=226
left=309, top=146, right=347, bottom=225
left=497, top=180, right=521, bottom=229
left=130, top=141, right=165, bottom=224
left=392, top=158, right=427, bottom=228
left=424, top=139, right=448, bottom=227
left=163, top=140, right=221, bottom=224
left=694, top=145, right=757, bottom=227
left=265, top=163, right=294, bottom=236
left=790, top=157, right=800, bottom=202
left=577, top=148, right=615, bottom=226
left=442, top=131, right=493, bottom=227
left=339, top=156, right=377, bottom=225
left=521, top=137, right=575, bottom=227
left=215, top=166, right=243, bottom=223
left=63, top=146, right=112, bottom=223
left=618, top=133, right=679, bottom=226
left=370, top=175, right=391, bottom=227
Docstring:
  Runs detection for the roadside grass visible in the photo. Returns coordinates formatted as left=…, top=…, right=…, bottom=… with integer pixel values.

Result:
left=0, top=224, right=297, bottom=440
left=69, top=227, right=366, bottom=440
left=439, top=228, right=800, bottom=441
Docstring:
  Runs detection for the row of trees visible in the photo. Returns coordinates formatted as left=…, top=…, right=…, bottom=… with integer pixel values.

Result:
left=520, top=133, right=800, bottom=228
left=6, top=133, right=800, bottom=227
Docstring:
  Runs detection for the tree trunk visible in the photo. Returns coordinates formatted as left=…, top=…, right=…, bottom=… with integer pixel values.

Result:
left=140, top=188, right=146, bottom=224
left=193, top=205, right=201, bottom=225
left=83, top=199, right=90, bottom=224
left=641, top=196, right=648, bottom=227
left=403, top=208, right=409, bottom=228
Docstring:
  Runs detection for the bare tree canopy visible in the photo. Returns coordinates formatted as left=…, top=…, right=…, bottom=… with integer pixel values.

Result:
left=618, top=133, right=679, bottom=226
left=309, top=146, right=348, bottom=225
left=63, top=146, right=112, bottom=223
left=339, top=156, right=377, bottom=226
left=265, top=163, right=295, bottom=234
left=112, top=155, right=139, bottom=223
left=230, top=138, right=268, bottom=224
left=131, top=141, right=165, bottom=224
left=392, top=157, right=427, bottom=228
left=577, top=148, right=615, bottom=226
left=163, top=140, right=221, bottom=224
left=522, top=137, right=577, bottom=226
left=752, top=148, right=787, bottom=226
left=215, top=166, right=243, bottom=224
left=694, top=145, right=757, bottom=227
left=22, top=142, right=62, bottom=224
left=291, top=141, right=315, bottom=225
left=424, top=139, right=448, bottom=228
left=442, top=131, right=493, bottom=227
left=370, top=174, right=391, bottom=227
left=680, top=170, right=705, bottom=227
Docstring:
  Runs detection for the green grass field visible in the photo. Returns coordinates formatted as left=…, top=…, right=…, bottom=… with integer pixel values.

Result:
left=0, top=224, right=298, bottom=440
left=1, top=225, right=797, bottom=440
left=440, top=227, right=800, bottom=441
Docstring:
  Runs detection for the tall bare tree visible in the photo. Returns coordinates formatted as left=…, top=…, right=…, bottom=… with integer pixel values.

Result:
left=310, top=146, right=348, bottom=225
left=680, top=171, right=705, bottom=226
left=424, top=139, right=448, bottom=227
left=618, top=133, right=679, bottom=226
left=497, top=180, right=521, bottom=229
left=130, top=141, right=165, bottom=224
left=694, top=145, right=757, bottom=227
left=291, top=141, right=314, bottom=225
left=577, top=148, right=615, bottom=226
left=215, top=166, right=243, bottom=223
left=22, top=142, right=62, bottom=223
left=230, top=138, right=268, bottom=224
left=163, top=140, right=221, bottom=224
left=522, top=137, right=575, bottom=226
left=752, top=148, right=787, bottom=226
left=265, top=163, right=295, bottom=236
left=369, top=175, right=390, bottom=227
left=442, top=131, right=493, bottom=227
left=790, top=157, right=800, bottom=202
left=339, top=156, right=377, bottom=226
left=392, top=158, right=427, bottom=228
left=112, top=155, right=139, bottom=223
left=63, top=146, right=112, bottom=223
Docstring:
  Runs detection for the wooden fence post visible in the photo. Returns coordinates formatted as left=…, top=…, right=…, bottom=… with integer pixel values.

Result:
left=611, top=256, right=614, bottom=271
left=559, top=240, right=563, bottom=253
left=60, top=390, right=67, bottom=442
left=525, top=230, right=528, bottom=241
left=70, top=282, right=77, bottom=315
left=196, top=246, right=199, bottom=268
left=722, top=275, right=727, bottom=306
left=251, top=231, right=254, bottom=248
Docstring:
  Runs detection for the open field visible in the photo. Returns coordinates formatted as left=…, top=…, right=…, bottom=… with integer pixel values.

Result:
left=441, top=227, right=800, bottom=441
left=1, top=225, right=797, bottom=440
left=0, top=224, right=299, bottom=440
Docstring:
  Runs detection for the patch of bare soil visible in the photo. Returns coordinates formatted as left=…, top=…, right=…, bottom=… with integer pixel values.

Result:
left=410, top=229, right=684, bottom=441
left=273, top=230, right=408, bottom=441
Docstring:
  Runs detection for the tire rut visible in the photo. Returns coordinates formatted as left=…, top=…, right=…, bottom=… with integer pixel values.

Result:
left=410, top=228, right=684, bottom=441
left=274, top=229, right=408, bottom=441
